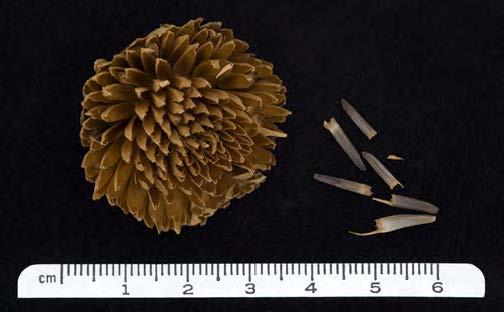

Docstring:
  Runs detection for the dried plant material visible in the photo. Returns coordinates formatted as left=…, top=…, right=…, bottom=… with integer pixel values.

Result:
left=349, top=214, right=436, bottom=236
left=313, top=174, right=372, bottom=196
left=362, top=151, right=403, bottom=189
left=80, top=18, right=290, bottom=234
left=341, top=98, right=377, bottom=140
left=372, top=194, right=440, bottom=214
left=387, top=154, right=404, bottom=161
left=323, top=118, right=366, bottom=171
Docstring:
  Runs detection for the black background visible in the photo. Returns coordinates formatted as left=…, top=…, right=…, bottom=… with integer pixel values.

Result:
left=2, top=0, right=504, bottom=310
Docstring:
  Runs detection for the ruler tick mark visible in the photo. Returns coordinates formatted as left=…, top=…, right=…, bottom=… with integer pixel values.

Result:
left=361, top=263, right=364, bottom=275
left=342, top=263, right=346, bottom=280
left=310, top=263, right=314, bottom=281
left=92, top=264, right=96, bottom=282
left=155, top=264, right=158, bottom=282
left=186, top=263, right=190, bottom=283
left=279, top=263, right=283, bottom=281
left=436, top=263, right=440, bottom=280
left=124, top=264, right=127, bottom=283
left=216, top=264, right=220, bottom=281
left=373, top=263, right=377, bottom=281
left=60, top=264, right=63, bottom=284
left=248, top=263, right=252, bottom=282
left=405, top=263, right=409, bottom=280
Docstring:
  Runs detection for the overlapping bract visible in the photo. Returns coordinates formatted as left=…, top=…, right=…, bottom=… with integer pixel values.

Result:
left=79, top=18, right=290, bottom=233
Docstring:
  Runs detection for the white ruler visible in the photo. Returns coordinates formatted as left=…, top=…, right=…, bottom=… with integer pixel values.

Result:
left=18, top=263, right=484, bottom=298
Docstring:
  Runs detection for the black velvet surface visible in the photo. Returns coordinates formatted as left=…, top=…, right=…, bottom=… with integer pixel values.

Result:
left=2, top=0, right=504, bottom=310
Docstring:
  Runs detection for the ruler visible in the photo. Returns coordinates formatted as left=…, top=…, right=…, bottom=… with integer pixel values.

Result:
left=18, top=263, right=484, bottom=298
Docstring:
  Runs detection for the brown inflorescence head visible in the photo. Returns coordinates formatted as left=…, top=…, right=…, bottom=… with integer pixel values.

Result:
left=80, top=18, right=290, bottom=233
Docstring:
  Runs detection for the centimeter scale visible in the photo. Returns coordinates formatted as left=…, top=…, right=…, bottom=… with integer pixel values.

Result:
left=18, top=263, right=484, bottom=298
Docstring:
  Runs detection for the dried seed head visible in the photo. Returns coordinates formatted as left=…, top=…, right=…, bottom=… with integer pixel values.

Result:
left=372, top=194, right=440, bottom=214
left=387, top=154, right=404, bottom=161
left=314, top=174, right=373, bottom=196
left=341, top=98, right=377, bottom=140
left=349, top=214, right=436, bottom=236
left=362, top=151, right=403, bottom=189
left=80, top=18, right=290, bottom=233
left=323, top=117, right=366, bottom=171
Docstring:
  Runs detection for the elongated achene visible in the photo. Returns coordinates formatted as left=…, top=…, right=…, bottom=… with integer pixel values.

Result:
left=349, top=214, right=436, bottom=236
left=314, top=174, right=372, bottom=196
left=362, top=151, right=403, bottom=189
left=373, top=194, right=440, bottom=214
left=341, top=98, right=377, bottom=140
left=323, top=117, right=366, bottom=171
left=80, top=18, right=290, bottom=233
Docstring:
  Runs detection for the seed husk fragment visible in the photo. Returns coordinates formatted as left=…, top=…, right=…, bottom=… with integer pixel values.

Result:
left=341, top=98, right=377, bottom=140
left=362, top=151, right=403, bottom=189
left=387, top=154, right=404, bottom=161
left=349, top=214, right=436, bottom=236
left=372, top=194, right=440, bottom=214
left=314, top=174, right=373, bottom=196
left=323, top=117, right=366, bottom=171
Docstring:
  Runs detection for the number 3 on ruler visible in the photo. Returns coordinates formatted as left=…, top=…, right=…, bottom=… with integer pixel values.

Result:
left=245, top=283, right=255, bottom=294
